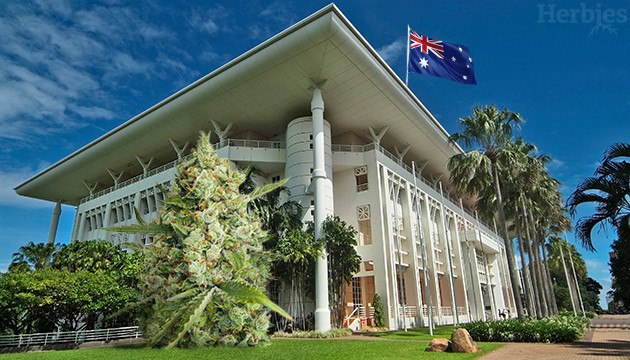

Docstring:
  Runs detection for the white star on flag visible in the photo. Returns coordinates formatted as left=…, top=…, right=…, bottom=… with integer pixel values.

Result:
left=419, top=57, right=429, bottom=68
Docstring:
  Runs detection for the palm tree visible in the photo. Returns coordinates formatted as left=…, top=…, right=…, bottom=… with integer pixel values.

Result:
left=567, top=142, right=630, bottom=251
left=448, top=104, right=526, bottom=321
left=568, top=142, right=630, bottom=307
left=8, top=241, right=58, bottom=272
left=529, top=175, right=569, bottom=317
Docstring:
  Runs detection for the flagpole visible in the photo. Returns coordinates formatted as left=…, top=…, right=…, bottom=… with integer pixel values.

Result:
left=405, top=24, right=410, bottom=87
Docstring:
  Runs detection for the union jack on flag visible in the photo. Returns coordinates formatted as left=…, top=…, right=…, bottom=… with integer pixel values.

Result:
left=408, top=28, right=476, bottom=84
left=410, top=30, right=444, bottom=59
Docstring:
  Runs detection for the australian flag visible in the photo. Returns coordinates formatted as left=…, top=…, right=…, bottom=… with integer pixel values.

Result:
left=408, top=28, right=476, bottom=84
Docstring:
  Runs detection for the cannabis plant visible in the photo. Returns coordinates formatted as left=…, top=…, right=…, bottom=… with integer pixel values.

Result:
left=109, top=131, right=290, bottom=348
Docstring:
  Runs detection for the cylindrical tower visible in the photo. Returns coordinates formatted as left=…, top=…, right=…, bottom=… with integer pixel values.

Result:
left=284, top=116, right=333, bottom=223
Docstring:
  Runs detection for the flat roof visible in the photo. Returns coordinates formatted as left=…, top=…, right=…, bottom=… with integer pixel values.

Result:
left=15, top=4, right=462, bottom=206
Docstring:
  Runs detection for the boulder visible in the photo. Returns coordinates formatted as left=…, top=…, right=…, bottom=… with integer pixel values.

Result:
left=451, top=328, right=481, bottom=353
left=425, top=338, right=451, bottom=352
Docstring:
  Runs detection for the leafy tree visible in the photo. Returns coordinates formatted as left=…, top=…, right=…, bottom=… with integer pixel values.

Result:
left=52, top=239, right=144, bottom=287
left=0, top=269, right=137, bottom=334
left=609, top=234, right=630, bottom=307
left=273, top=228, right=320, bottom=330
left=581, top=277, right=602, bottom=312
left=448, top=104, right=526, bottom=320
left=107, top=131, right=290, bottom=348
left=321, top=216, right=361, bottom=328
left=8, top=241, right=58, bottom=272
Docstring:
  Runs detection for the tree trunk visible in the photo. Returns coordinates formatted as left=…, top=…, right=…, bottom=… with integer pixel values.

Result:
left=539, top=231, right=559, bottom=315
left=515, top=202, right=535, bottom=318
left=522, top=205, right=544, bottom=318
left=491, top=161, right=525, bottom=321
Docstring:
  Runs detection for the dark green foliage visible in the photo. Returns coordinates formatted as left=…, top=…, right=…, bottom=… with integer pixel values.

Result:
left=460, top=314, right=589, bottom=343
left=610, top=230, right=630, bottom=308
left=0, top=269, right=138, bottom=334
left=321, top=216, right=361, bottom=328
left=0, top=241, right=142, bottom=335
left=372, top=293, right=385, bottom=328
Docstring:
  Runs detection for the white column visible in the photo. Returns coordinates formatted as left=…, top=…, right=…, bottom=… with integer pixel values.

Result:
left=311, top=81, right=331, bottom=332
left=47, top=202, right=62, bottom=244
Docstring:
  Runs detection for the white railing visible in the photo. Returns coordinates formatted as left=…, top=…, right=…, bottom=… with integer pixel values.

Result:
left=0, top=326, right=142, bottom=348
left=79, top=139, right=285, bottom=204
left=215, top=139, right=285, bottom=150
left=391, top=305, right=417, bottom=318
left=422, top=306, right=437, bottom=317
left=79, top=138, right=495, bottom=235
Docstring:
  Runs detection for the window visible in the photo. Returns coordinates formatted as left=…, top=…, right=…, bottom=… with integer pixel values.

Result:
left=272, top=175, right=281, bottom=183
left=352, top=278, right=362, bottom=306
left=357, top=205, right=372, bottom=246
left=354, top=166, right=368, bottom=192
left=397, top=272, right=407, bottom=304
left=364, top=260, right=374, bottom=272
left=111, top=208, right=118, bottom=224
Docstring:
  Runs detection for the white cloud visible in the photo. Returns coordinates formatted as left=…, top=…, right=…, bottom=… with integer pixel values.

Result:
left=67, top=104, right=116, bottom=120
left=260, top=1, right=298, bottom=27
left=584, top=258, right=609, bottom=275
left=190, top=5, right=229, bottom=35
left=0, top=166, right=55, bottom=209
left=34, top=0, right=72, bottom=18
left=0, top=0, right=206, bottom=150
left=377, top=39, right=405, bottom=64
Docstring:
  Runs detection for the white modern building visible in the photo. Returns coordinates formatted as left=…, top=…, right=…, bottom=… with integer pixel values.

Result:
left=15, top=4, right=516, bottom=330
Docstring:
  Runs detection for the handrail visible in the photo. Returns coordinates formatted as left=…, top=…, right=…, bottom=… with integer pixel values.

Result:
left=0, top=326, right=142, bottom=348
left=346, top=306, right=361, bottom=324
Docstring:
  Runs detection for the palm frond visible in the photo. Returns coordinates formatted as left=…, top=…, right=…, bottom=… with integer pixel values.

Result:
left=165, top=288, right=217, bottom=349
left=247, top=177, right=289, bottom=200
left=219, top=280, right=293, bottom=321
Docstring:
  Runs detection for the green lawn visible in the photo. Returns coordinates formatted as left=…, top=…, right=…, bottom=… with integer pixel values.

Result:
left=0, top=328, right=505, bottom=359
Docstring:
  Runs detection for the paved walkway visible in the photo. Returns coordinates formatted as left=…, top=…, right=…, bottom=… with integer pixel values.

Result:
left=480, top=315, right=630, bottom=360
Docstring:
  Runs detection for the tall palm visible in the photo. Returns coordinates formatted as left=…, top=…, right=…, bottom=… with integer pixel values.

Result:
left=567, top=142, right=630, bottom=251
left=506, top=139, right=546, bottom=318
left=528, top=175, right=570, bottom=316
left=8, top=241, right=58, bottom=272
left=448, top=105, right=526, bottom=321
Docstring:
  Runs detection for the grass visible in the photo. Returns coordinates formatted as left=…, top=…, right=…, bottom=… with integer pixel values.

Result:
left=0, top=327, right=504, bottom=360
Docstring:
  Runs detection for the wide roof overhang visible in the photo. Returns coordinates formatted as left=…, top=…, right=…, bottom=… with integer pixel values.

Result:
left=15, top=4, right=464, bottom=207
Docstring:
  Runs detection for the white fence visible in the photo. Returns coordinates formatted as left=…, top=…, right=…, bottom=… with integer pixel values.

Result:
left=0, top=326, right=142, bottom=348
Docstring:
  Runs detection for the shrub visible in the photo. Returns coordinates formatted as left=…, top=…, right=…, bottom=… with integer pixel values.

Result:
left=460, top=314, right=589, bottom=343
left=373, top=293, right=385, bottom=328
left=274, top=328, right=351, bottom=338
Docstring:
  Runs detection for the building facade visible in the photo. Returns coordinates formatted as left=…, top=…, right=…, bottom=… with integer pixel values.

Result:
left=16, top=4, right=515, bottom=330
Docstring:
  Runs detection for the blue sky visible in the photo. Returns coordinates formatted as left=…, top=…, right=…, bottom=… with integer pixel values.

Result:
left=1, top=0, right=628, bottom=307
